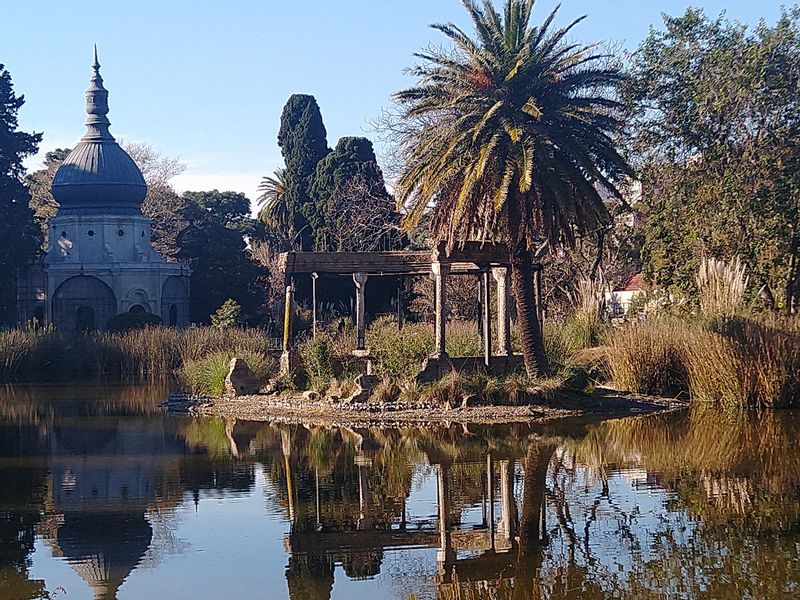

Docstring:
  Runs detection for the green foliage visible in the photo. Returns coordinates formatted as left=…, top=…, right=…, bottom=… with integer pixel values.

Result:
left=277, top=94, right=331, bottom=249
left=308, top=136, right=400, bottom=251
left=0, top=65, right=42, bottom=326
left=298, top=332, right=336, bottom=392
left=24, top=148, right=69, bottom=247
left=626, top=9, right=800, bottom=309
left=180, top=349, right=274, bottom=397
left=177, top=190, right=267, bottom=324
left=106, top=312, right=162, bottom=332
left=366, top=317, right=434, bottom=381
left=211, top=299, right=243, bottom=329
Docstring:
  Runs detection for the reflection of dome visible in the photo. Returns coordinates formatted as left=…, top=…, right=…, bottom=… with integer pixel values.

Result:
left=51, top=48, right=146, bottom=215
left=57, top=511, right=151, bottom=600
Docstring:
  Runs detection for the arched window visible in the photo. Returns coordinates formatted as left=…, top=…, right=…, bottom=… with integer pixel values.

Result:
left=129, top=304, right=146, bottom=314
left=53, top=276, right=116, bottom=332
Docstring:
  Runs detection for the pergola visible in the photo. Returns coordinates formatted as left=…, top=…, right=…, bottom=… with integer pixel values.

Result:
left=278, top=242, right=544, bottom=376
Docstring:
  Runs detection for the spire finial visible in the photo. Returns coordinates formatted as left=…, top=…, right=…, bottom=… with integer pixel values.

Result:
left=82, top=45, right=113, bottom=141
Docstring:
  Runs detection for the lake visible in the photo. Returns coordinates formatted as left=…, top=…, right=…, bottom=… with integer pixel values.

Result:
left=1, top=383, right=798, bottom=599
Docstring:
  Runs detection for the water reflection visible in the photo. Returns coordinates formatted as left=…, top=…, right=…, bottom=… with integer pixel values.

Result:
left=1, top=385, right=799, bottom=599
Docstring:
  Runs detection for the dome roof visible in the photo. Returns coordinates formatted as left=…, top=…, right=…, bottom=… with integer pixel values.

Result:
left=52, top=48, right=147, bottom=214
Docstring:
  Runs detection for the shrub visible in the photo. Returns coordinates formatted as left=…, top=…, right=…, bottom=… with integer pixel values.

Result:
left=366, top=317, right=434, bottom=380
left=211, top=299, right=243, bottom=328
left=298, top=333, right=336, bottom=392
left=445, top=320, right=482, bottom=357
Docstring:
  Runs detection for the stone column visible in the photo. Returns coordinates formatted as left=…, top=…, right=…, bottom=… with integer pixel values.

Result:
left=482, top=269, right=492, bottom=368
left=436, top=463, right=453, bottom=568
left=280, top=284, right=296, bottom=376
left=487, top=452, right=495, bottom=551
left=492, top=267, right=512, bottom=355
left=431, top=262, right=449, bottom=357
left=499, top=459, right=518, bottom=541
left=353, top=272, right=368, bottom=351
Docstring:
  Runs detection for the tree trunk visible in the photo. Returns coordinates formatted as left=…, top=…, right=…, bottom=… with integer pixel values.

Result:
left=510, top=238, right=552, bottom=378
left=785, top=231, right=798, bottom=315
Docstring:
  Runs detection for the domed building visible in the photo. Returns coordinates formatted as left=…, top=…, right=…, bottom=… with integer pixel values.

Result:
left=17, top=50, right=190, bottom=330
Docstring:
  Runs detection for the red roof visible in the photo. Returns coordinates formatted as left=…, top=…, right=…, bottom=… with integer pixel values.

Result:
left=614, top=273, right=647, bottom=292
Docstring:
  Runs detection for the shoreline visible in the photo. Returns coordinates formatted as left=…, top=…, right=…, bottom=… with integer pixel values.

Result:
left=167, top=388, right=686, bottom=428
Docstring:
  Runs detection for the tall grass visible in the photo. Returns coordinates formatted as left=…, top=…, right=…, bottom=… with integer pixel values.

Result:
left=606, top=316, right=800, bottom=408
left=180, top=350, right=275, bottom=396
left=605, top=319, right=688, bottom=396
left=697, top=256, right=748, bottom=316
left=0, top=326, right=277, bottom=384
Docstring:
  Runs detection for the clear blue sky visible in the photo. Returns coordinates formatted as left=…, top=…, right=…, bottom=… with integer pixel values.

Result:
left=2, top=1, right=787, bottom=206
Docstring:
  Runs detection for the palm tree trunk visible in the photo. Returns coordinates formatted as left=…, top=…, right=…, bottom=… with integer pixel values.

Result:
left=509, top=237, right=551, bottom=378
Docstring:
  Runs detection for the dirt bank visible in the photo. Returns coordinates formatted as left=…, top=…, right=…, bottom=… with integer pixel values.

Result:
left=166, top=387, right=685, bottom=428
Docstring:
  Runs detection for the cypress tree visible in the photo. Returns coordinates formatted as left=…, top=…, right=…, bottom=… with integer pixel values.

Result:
left=309, top=136, right=398, bottom=251
left=277, top=94, right=330, bottom=250
left=0, top=65, right=41, bottom=326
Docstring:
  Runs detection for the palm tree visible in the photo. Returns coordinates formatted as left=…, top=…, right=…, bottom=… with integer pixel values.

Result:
left=257, top=167, right=289, bottom=230
left=394, top=0, right=631, bottom=377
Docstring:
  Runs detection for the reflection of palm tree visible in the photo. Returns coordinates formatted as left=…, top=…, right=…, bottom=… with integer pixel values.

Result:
left=257, top=168, right=289, bottom=228
left=519, top=442, right=555, bottom=552
left=394, top=0, right=631, bottom=377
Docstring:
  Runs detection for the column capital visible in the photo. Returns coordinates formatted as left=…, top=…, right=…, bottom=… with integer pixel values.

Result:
left=431, top=262, right=450, bottom=277
left=353, top=271, right=369, bottom=286
left=491, top=266, right=510, bottom=282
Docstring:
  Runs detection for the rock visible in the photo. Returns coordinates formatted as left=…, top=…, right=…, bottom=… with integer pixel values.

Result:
left=224, top=357, right=260, bottom=397
left=342, top=374, right=379, bottom=404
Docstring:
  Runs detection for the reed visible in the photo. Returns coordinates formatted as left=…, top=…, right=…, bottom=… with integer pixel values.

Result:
left=697, top=256, right=748, bottom=316
left=605, top=316, right=800, bottom=408
left=0, top=326, right=277, bottom=384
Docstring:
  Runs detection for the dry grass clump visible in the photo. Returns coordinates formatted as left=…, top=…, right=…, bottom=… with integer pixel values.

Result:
left=697, top=256, right=748, bottom=316
left=605, top=319, right=689, bottom=396
left=606, top=316, right=800, bottom=408
left=414, top=369, right=560, bottom=407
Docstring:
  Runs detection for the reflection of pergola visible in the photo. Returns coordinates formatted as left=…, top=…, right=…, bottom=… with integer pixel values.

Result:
left=282, top=449, right=545, bottom=591
left=279, top=242, right=544, bottom=377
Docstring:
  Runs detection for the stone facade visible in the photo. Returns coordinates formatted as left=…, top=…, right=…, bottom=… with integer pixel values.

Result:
left=17, top=50, right=190, bottom=330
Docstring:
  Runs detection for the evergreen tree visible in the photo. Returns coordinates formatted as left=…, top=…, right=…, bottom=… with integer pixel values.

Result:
left=309, top=136, right=400, bottom=251
left=0, top=65, right=41, bottom=326
left=276, top=94, right=330, bottom=249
